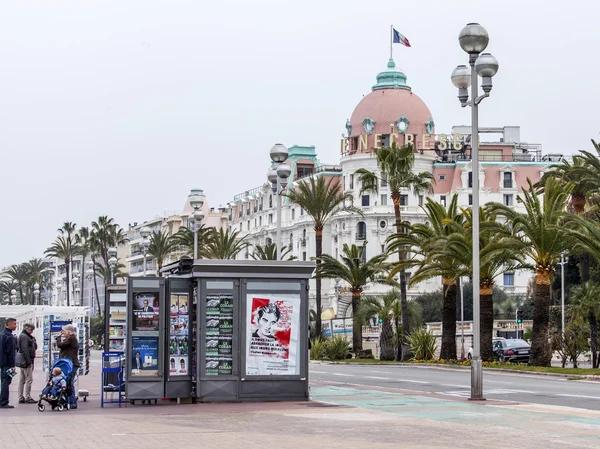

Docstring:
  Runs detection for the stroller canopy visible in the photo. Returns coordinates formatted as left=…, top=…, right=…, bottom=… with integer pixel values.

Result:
left=52, top=358, right=75, bottom=378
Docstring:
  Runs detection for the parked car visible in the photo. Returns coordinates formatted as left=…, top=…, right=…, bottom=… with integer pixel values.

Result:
left=493, top=339, right=531, bottom=363
left=468, top=337, right=505, bottom=359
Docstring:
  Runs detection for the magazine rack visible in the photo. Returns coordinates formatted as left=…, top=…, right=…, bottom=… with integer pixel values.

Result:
left=101, top=352, right=125, bottom=408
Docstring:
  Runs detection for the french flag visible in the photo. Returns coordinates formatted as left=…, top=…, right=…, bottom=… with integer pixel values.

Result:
left=393, top=28, right=411, bottom=47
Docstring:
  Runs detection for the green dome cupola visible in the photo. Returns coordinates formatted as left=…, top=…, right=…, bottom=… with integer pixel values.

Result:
left=372, top=57, right=411, bottom=92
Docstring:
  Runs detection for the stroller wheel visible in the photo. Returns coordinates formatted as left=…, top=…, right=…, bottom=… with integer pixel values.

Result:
left=58, top=404, right=64, bottom=412
left=38, top=404, right=45, bottom=412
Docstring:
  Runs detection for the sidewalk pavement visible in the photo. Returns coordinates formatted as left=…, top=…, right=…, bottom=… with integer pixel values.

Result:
left=2, top=355, right=600, bottom=448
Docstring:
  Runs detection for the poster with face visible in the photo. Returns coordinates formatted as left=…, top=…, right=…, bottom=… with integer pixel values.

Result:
left=170, top=295, right=179, bottom=316
left=245, top=294, right=300, bottom=376
left=133, top=293, right=160, bottom=331
left=131, top=337, right=159, bottom=377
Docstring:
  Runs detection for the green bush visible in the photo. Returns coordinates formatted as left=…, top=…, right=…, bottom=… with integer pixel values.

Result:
left=407, top=328, right=437, bottom=360
left=325, top=335, right=351, bottom=360
left=310, top=338, right=327, bottom=360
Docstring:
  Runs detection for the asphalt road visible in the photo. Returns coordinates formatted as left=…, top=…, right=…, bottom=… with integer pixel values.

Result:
left=310, top=363, right=600, bottom=411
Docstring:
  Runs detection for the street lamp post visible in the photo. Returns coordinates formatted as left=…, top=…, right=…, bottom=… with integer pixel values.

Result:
left=108, top=247, right=118, bottom=285
left=140, top=226, right=152, bottom=276
left=268, top=144, right=291, bottom=260
left=189, top=189, right=206, bottom=260
left=86, top=263, right=94, bottom=314
left=559, top=252, right=567, bottom=338
left=10, top=289, right=16, bottom=304
left=34, top=282, right=40, bottom=306
left=452, top=22, right=499, bottom=401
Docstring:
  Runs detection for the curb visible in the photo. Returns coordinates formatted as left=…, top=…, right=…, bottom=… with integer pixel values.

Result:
left=310, top=361, right=600, bottom=380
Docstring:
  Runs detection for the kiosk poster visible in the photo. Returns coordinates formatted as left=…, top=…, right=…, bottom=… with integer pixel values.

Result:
left=133, top=292, right=160, bottom=331
left=245, top=294, right=300, bottom=376
left=206, top=294, right=233, bottom=315
left=169, top=356, right=189, bottom=376
left=205, top=357, right=233, bottom=376
left=131, top=336, right=159, bottom=377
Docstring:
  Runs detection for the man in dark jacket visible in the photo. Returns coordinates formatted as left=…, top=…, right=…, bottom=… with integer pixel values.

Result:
left=17, top=323, right=37, bottom=404
left=0, top=318, right=17, bottom=409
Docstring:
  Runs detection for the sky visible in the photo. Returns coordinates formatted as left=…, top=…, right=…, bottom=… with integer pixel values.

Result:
left=0, top=0, right=598, bottom=268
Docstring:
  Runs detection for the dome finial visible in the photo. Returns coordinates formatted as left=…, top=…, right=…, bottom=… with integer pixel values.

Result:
left=387, top=57, right=396, bottom=69
left=373, top=58, right=410, bottom=91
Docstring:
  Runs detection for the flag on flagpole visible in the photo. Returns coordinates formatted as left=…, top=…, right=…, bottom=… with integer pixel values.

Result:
left=393, top=28, right=411, bottom=47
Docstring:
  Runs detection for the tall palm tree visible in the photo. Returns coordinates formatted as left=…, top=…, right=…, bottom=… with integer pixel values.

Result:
left=24, top=258, right=50, bottom=305
left=489, top=177, right=572, bottom=366
left=569, top=281, right=600, bottom=368
left=95, top=261, right=127, bottom=282
left=442, top=207, right=522, bottom=361
left=250, top=242, right=296, bottom=261
left=173, top=225, right=210, bottom=257
left=77, top=226, right=91, bottom=308
left=45, top=223, right=80, bottom=307
left=201, top=228, right=249, bottom=260
left=317, top=243, right=387, bottom=352
left=387, top=195, right=465, bottom=360
left=356, top=143, right=434, bottom=360
left=285, top=175, right=359, bottom=337
left=361, top=289, right=399, bottom=360
left=89, top=230, right=103, bottom=314
left=148, top=230, right=178, bottom=275
left=4, top=264, right=29, bottom=304
left=92, top=216, right=128, bottom=268
left=0, top=279, right=18, bottom=305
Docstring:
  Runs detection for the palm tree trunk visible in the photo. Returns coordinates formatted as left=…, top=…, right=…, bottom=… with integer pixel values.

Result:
left=392, top=192, right=410, bottom=361
left=18, top=283, right=25, bottom=305
left=92, top=257, right=101, bottom=316
left=80, top=255, right=86, bottom=307
left=315, top=226, right=323, bottom=338
left=440, top=277, right=457, bottom=360
left=480, top=282, right=494, bottom=361
left=65, top=263, right=71, bottom=307
left=530, top=273, right=552, bottom=366
left=394, top=315, right=401, bottom=361
left=351, top=291, right=362, bottom=352
left=380, top=319, right=395, bottom=360
left=589, top=311, right=598, bottom=369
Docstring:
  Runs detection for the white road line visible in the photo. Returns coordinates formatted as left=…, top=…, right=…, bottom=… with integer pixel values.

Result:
left=331, top=373, right=354, bottom=377
left=364, top=376, right=390, bottom=380
left=556, top=394, right=600, bottom=400
left=310, top=370, right=327, bottom=374
left=441, top=384, right=469, bottom=388
left=486, top=380, right=512, bottom=384
left=400, top=380, right=429, bottom=384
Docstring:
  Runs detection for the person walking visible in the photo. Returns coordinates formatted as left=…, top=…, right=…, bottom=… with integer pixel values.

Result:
left=56, top=324, right=80, bottom=409
left=17, top=323, right=37, bottom=404
left=0, top=318, right=17, bottom=409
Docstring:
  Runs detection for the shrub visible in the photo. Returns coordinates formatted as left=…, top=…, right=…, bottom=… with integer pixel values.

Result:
left=310, top=338, right=327, bottom=360
left=407, top=328, right=437, bottom=360
left=324, top=335, right=351, bottom=360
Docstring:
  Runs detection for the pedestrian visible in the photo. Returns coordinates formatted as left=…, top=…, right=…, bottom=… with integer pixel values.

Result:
left=56, top=324, right=80, bottom=409
left=17, top=323, right=37, bottom=404
left=0, top=318, right=18, bottom=409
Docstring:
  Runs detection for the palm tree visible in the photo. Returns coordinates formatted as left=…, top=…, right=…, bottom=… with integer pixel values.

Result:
left=201, top=228, right=249, bottom=259
left=356, top=143, right=434, bottom=360
left=95, top=261, right=127, bottom=282
left=24, top=258, right=50, bottom=305
left=45, top=221, right=80, bottom=307
left=361, top=290, right=399, bottom=360
left=148, top=230, right=178, bottom=275
left=77, top=226, right=91, bottom=307
left=387, top=195, right=465, bottom=360
left=173, top=225, right=210, bottom=257
left=285, top=175, right=360, bottom=337
left=4, top=264, right=30, bottom=304
left=443, top=207, right=522, bottom=361
left=250, top=242, right=296, bottom=261
left=569, top=282, right=600, bottom=368
left=92, top=216, right=128, bottom=268
left=89, top=230, right=103, bottom=314
left=317, top=243, right=387, bottom=352
left=488, top=177, right=572, bottom=366
left=0, top=280, right=18, bottom=305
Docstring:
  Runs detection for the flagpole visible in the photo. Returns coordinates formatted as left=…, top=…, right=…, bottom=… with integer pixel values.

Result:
left=390, top=25, right=393, bottom=59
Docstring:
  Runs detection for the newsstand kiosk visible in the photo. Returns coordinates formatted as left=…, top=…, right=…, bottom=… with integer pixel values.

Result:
left=125, top=259, right=314, bottom=403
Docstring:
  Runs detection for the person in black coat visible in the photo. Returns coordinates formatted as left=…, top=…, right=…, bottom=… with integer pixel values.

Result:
left=0, top=318, right=17, bottom=408
left=17, top=323, right=37, bottom=404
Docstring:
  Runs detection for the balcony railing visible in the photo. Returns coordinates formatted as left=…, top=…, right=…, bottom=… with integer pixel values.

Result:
left=355, top=233, right=366, bottom=241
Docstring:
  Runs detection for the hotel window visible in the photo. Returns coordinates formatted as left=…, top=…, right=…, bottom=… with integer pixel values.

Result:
left=254, top=218, right=257, bottom=227
left=418, top=195, right=424, bottom=206
left=504, top=194, right=513, bottom=206
left=381, top=173, right=388, bottom=187
left=239, top=223, right=242, bottom=231
left=381, top=134, right=391, bottom=147
left=297, top=164, right=314, bottom=178
left=247, top=221, right=250, bottom=230
left=350, top=174, right=354, bottom=190
left=400, top=195, right=408, bottom=206
left=269, top=214, right=273, bottom=224
left=269, top=196, right=273, bottom=208
left=380, top=194, right=387, bottom=206
left=259, top=217, right=262, bottom=227
left=292, top=208, right=295, bottom=220
left=300, top=208, right=304, bottom=216
left=302, top=252, right=307, bottom=261
left=504, top=272, right=514, bottom=286
left=362, top=195, right=370, bottom=207
left=468, top=172, right=473, bottom=188
left=335, top=248, right=338, bottom=259
left=469, top=194, right=473, bottom=206
left=439, top=174, right=446, bottom=181
left=440, top=195, right=447, bottom=207
left=504, top=172, right=513, bottom=189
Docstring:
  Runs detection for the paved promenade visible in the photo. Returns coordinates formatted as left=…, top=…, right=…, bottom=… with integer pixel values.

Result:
left=1, top=356, right=600, bottom=448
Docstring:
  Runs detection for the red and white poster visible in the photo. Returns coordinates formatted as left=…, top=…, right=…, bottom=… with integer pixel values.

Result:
left=245, top=294, right=300, bottom=376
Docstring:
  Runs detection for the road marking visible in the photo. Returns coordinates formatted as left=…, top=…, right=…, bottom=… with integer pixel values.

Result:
left=310, top=371, right=327, bottom=374
left=400, top=380, right=429, bottom=384
left=556, top=394, right=600, bottom=400
left=441, top=384, right=469, bottom=388
left=486, top=380, right=512, bottom=384
left=364, top=376, right=390, bottom=380
left=332, top=373, right=353, bottom=377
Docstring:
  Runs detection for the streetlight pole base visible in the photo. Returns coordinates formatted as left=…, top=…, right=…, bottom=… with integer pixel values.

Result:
left=470, top=358, right=485, bottom=400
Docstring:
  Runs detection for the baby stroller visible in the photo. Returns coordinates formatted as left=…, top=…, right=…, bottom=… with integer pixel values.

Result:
left=37, top=358, right=76, bottom=412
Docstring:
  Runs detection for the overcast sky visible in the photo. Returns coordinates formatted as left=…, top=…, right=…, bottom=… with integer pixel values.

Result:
left=0, top=0, right=598, bottom=267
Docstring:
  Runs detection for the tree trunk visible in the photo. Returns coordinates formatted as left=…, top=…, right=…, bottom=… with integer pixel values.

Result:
left=65, top=262, right=71, bottom=307
left=80, top=255, right=86, bottom=307
left=392, top=192, right=410, bottom=361
left=92, top=259, right=101, bottom=316
left=394, top=316, right=401, bottom=361
left=440, top=277, right=457, bottom=360
left=18, top=283, right=25, bottom=305
left=589, top=311, right=598, bottom=369
left=314, top=226, right=323, bottom=338
left=480, top=281, right=494, bottom=361
left=380, top=319, right=395, bottom=360
left=529, top=273, right=552, bottom=366
left=351, top=291, right=362, bottom=352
